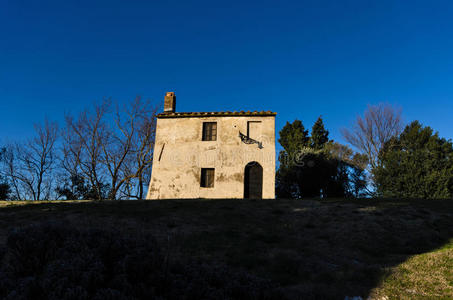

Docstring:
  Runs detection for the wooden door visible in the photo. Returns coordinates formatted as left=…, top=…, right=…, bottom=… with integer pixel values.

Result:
left=244, top=162, right=263, bottom=199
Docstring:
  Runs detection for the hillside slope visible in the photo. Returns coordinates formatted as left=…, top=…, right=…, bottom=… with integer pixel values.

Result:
left=1, top=199, right=452, bottom=299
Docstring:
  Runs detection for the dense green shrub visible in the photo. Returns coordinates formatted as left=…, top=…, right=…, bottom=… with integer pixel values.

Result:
left=0, top=222, right=284, bottom=300
left=374, top=121, right=453, bottom=199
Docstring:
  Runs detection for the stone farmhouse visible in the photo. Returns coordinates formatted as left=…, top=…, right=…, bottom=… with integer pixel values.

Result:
left=146, top=92, right=276, bottom=199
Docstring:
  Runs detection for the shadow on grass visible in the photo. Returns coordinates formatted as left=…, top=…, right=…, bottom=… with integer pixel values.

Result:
left=0, top=198, right=453, bottom=299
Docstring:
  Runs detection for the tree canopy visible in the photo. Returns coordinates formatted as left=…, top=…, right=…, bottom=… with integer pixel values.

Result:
left=310, top=116, right=330, bottom=150
left=341, top=103, right=403, bottom=171
left=278, top=120, right=310, bottom=156
left=276, top=118, right=367, bottom=198
left=374, top=121, right=453, bottom=199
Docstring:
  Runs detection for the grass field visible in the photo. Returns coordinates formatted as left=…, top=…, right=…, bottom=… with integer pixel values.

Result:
left=1, top=198, right=452, bottom=299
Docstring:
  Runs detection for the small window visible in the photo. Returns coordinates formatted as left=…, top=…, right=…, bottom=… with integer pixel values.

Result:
left=202, top=122, right=217, bottom=141
left=247, top=121, right=262, bottom=140
left=200, top=168, right=215, bottom=188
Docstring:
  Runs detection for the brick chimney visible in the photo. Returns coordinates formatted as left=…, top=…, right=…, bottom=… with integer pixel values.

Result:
left=164, top=92, right=176, bottom=112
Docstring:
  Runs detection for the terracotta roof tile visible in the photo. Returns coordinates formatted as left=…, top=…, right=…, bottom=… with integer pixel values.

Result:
left=157, top=111, right=277, bottom=118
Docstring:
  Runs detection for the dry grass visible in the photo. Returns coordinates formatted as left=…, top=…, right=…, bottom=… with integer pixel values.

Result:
left=370, top=239, right=453, bottom=299
left=1, top=198, right=453, bottom=299
left=0, top=200, right=90, bottom=208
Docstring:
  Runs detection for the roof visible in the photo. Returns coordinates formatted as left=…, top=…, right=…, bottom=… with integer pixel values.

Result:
left=157, top=111, right=277, bottom=118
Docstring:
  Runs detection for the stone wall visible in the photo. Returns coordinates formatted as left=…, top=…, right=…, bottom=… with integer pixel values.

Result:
left=147, top=115, right=275, bottom=199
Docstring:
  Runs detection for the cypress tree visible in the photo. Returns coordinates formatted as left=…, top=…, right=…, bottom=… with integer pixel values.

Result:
left=278, top=120, right=310, bottom=156
left=310, top=116, right=330, bottom=150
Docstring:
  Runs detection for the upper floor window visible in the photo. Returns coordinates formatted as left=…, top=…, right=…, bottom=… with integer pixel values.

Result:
left=202, top=122, right=217, bottom=141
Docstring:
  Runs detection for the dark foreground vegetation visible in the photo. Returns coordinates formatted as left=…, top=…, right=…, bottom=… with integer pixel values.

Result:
left=1, top=198, right=453, bottom=299
left=0, top=222, right=282, bottom=300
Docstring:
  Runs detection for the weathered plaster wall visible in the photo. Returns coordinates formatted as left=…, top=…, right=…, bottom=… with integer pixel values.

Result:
left=146, top=115, right=275, bottom=199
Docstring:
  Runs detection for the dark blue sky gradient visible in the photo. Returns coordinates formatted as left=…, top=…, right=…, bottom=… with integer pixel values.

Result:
left=1, top=0, right=452, bottom=146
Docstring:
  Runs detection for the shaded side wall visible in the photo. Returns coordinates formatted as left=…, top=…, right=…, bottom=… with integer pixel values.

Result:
left=146, top=115, right=275, bottom=199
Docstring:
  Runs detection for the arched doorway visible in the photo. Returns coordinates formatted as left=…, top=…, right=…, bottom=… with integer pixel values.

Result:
left=244, top=162, right=263, bottom=199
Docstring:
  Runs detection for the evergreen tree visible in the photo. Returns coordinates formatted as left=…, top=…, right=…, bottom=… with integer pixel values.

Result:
left=276, top=120, right=310, bottom=198
left=278, top=120, right=310, bottom=156
left=56, top=174, right=110, bottom=200
left=310, top=116, right=330, bottom=150
left=349, top=153, right=369, bottom=197
left=0, top=147, right=11, bottom=200
left=276, top=119, right=367, bottom=199
left=56, top=174, right=91, bottom=200
left=374, top=121, right=453, bottom=199
left=0, top=183, right=10, bottom=200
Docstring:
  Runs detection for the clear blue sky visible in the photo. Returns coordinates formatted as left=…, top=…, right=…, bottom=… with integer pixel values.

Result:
left=1, top=0, right=452, bottom=146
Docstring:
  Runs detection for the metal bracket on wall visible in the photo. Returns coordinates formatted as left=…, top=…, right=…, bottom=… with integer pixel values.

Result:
left=239, top=132, right=263, bottom=149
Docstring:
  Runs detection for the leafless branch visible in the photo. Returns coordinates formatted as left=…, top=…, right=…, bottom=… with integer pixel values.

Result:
left=341, top=103, right=403, bottom=171
left=1, top=120, right=58, bottom=200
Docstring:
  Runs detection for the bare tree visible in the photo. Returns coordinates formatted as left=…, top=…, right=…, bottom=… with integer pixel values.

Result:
left=1, top=145, right=22, bottom=200
left=118, top=98, right=158, bottom=199
left=1, top=120, right=58, bottom=200
left=62, top=97, right=158, bottom=200
left=63, top=100, right=110, bottom=200
left=341, top=103, right=403, bottom=171
left=104, top=97, right=157, bottom=199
